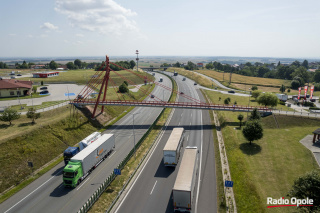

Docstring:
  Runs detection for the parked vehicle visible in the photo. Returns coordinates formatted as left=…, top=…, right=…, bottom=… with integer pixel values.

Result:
left=194, top=82, right=197, bottom=85
left=173, top=146, right=198, bottom=212
left=17, top=74, right=22, bottom=76
left=63, top=132, right=101, bottom=165
left=40, top=86, right=48, bottom=90
left=40, top=90, right=49, bottom=94
left=174, top=71, right=178, bottom=76
left=228, top=90, right=235, bottom=93
left=180, top=92, right=184, bottom=95
left=152, top=73, right=155, bottom=76
left=276, top=93, right=288, bottom=102
left=151, top=94, right=155, bottom=98
left=63, top=134, right=115, bottom=188
left=163, top=128, right=184, bottom=167
left=159, top=77, right=163, bottom=82
left=182, top=77, right=186, bottom=81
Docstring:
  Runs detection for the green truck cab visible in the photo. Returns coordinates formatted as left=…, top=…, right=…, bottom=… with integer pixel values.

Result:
left=63, top=161, right=83, bottom=187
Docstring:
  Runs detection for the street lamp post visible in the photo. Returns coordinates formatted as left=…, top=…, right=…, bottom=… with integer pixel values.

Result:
left=136, top=50, right=139, bottom=72
left=17, top=88, right=22, bottom=110
left=247, top=89, right=251, bottom=120
left=132, top=112, right=140, bottom=159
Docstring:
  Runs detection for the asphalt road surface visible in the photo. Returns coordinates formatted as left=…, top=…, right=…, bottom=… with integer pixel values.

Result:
left=0, top=73, right=172, bottom=213
left=114, top=71, right=217, bottom=213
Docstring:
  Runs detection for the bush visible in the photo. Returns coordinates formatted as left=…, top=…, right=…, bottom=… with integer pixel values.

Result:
left=279, top=101, right=286, bottom=105
left=291, top=80, right=300, bottom=89
left=287, top=88, right=291, bottom=93
left=251, top=85, right=258, bottom=91
left=303, top=102, right=315, bottom=107
left=224, top=98, right=230, bottom=105
left=309, top=107, right=320, bottom=110
left=119, top=83, right=129, bottom=93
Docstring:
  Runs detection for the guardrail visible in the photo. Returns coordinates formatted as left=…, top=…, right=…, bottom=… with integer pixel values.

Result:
left=77, top=72, right=175, bottom=213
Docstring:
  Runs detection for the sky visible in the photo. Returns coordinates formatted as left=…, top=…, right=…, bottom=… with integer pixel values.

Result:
left=0, top=0, right=319, bottom=58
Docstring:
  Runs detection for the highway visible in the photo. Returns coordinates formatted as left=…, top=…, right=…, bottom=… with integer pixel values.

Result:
left=0, top=73, right=172, bottom=213
left=114, top=72, right=217, bottom=213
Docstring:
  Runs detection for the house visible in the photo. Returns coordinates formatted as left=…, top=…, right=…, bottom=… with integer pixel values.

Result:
left=232, top=64, right=239, bottom=68
left=32, top=71, right=59, bottom=78
left=267, top=64, right=276, bottom=70
left=31, top=65, right=46, bottom=69
left=197, top=63, right=204, bottom=68
left=0, top=79, right=33, bottom=98
left=57, top=65, right=67, bottom=70
left=308, top=69, right=317, bottom=72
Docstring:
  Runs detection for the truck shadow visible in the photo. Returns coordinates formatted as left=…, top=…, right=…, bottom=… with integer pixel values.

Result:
left=51, top=166, right=65, bottom=176
left=165, top=192, right=174, bottom=213
left=50, top=184, right=73, bottom=197
left=154, top=160, right=175, bottom=178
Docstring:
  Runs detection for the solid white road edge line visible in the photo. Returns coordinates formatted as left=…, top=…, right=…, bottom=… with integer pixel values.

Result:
left=150, top=181, right=157, bottom=195
left=195, top=92, right=203, bottom=213
left=4, top=169, right=63, bottom=213
left=76, top=177, right=91, bottom=191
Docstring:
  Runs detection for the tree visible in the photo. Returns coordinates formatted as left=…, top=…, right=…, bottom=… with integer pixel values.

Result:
left=314, top=71, right=320, bottom=83
left=277, top=61, right=281, bottom=67
left=119, top=83, right=129, bottom=93
left=173, top=62, right=181, bottom=67
left=224, top=98, right=230, bottom=105
left=249, top=108, right=261, bottom=121
left=26, top=108, right=40, bottom=124
left=251, top=90, right=262, bottom=100
left=291, top=79, right=300, bottom=89
left=49, top=60, right=58, bottom=70
left=66, top=62, right=75, bottom=70
left=205, top=62, right=214, bottom=70
left=0, top=108, right=20, bottom=125
left=129, top=60, right=136, bottom=69
left=123, top=81, right=128, bottom=86
left=288, top=170, right=320, bottom=212
left=279, top=84, right=286, bottom=93
left=291, top=60, right=301, bottom=67
left=257, top=93, right=278, bottom=107
left=237, top=114, right=244, bottom=128
left=242, top=120, right=263, bottom=145
left=32, top=86, right=37, bottom=94
left=251, top=85, right=258, bottom=91
left=74, top=59, right=82, bottom=69
left=302, top=59, right=309, bottom=69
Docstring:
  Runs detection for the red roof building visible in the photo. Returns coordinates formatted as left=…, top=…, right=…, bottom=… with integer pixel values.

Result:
left=32, top=72, right=59, bottom=78
left=0, top=79, right=33, bottom=97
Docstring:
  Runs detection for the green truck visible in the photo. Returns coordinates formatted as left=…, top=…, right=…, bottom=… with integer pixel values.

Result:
left=63, top=134, right=115, bottom=188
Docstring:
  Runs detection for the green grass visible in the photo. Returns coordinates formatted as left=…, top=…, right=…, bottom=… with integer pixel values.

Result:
left=0, top=93, right=49, bottom=101
left=0, top=80, right=156, bottom=201
left=205, top=89, right=320, bottom=213
left=9, top=100, right=67, bottom=112
left=18, top=70, right=154, bottom=85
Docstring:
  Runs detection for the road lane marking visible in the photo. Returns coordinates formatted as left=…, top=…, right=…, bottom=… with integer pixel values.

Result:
left=76, top=177, right=90, bottom=191
left=150, top=181, right=157, bottom=195
left=4, top=169, right=62, bottom=213
left=109, top=151, right=116, bottom=159
left=114, top=108, right=176, bottom=213
left=178, top=121, right=180, bottom=126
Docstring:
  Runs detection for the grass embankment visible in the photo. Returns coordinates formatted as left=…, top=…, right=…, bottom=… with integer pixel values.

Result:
left=0, top=83, right=155, bottom=199
left=18, top=70, right=153, bottom=85
left=166, top=67, right=219, bottom=89
left=88, top=76, right=177, bottom=212
left=205, top=89, right=320, bottom=213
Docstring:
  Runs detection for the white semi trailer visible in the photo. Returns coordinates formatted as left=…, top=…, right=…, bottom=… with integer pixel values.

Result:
left=63, top=134, right=115, bottom=188
left=173, top=146, right=198, bottom=212
left=78, top=131, right=101, bottom=150
left=163, top=128, right=184, bottom=167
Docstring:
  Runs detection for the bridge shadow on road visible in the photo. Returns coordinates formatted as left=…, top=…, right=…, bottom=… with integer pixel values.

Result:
left=154, top=160, right=175, bottom=178
left=105, top=124, right=213, bottom=131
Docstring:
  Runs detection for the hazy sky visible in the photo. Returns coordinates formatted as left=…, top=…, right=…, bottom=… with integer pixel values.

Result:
left=1, top=0, right=319, bottom=58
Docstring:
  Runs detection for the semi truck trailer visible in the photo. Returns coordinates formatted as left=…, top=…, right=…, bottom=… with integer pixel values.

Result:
left=63, top=132, right=101, bottom=165
left=163, top=128, right=184, bottom=167
left=173, top=146, right=198, bottom=212
left=63, top=134, right=115, bottom=188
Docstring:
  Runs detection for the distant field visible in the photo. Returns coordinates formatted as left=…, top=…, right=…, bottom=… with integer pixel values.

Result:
left=197, top=69, right=291, bottom=87
left=13, top=69, right=154, bottom=85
